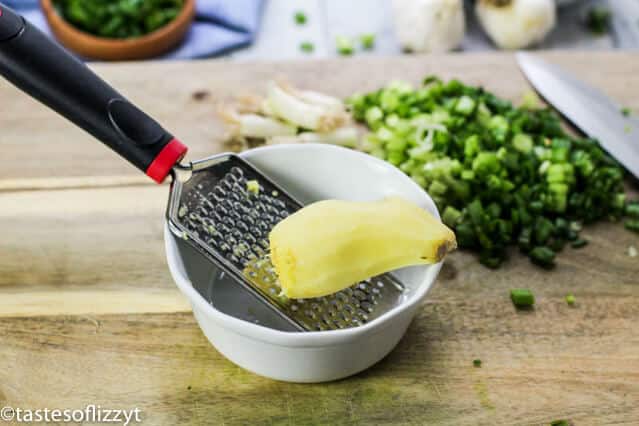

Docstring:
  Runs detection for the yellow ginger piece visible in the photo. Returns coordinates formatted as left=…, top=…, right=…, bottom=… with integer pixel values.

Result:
left=269, top=196, right=456, bottom=299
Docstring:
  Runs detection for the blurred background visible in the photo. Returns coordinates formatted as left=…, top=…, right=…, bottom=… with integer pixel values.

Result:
left=4, top=0, right=639, bottom=62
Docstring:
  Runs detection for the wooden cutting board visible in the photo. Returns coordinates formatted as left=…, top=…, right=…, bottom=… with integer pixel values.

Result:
left=0, top=52, right=638, bottom=425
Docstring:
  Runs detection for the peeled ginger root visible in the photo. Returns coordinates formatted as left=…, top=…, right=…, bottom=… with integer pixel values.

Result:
left=269, top=197, right=456, bottom=299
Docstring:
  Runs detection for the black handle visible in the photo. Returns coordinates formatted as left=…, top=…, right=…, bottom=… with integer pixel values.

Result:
left=0, top=4, right=187, bottom=183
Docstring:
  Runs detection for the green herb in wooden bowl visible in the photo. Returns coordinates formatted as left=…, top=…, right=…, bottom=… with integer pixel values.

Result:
left=42, top=0, right=195, bottom=60
left=52, top=0, right=185, bottom=39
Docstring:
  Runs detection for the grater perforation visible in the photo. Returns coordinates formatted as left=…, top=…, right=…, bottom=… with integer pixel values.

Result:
left=168, top=153, right=406, bottom=332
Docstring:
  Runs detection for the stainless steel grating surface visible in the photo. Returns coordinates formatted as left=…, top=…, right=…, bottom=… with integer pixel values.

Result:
left=167, top=154, right=406, bottom=331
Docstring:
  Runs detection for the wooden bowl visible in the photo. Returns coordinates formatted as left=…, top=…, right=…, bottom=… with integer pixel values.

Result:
left=41, top=0, right=196, bottom=61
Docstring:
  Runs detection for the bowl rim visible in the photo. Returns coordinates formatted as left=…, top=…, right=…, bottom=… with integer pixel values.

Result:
left=165, top=144, right=444, bottom=348
left=40, top=0, right=195, bottom=47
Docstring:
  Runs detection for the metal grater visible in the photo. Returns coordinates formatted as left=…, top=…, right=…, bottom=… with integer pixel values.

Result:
left=167, top=153, right=406, bottom=332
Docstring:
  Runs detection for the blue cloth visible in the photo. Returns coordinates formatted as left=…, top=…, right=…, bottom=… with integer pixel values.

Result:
left=2, top=0, right=264, bottom=59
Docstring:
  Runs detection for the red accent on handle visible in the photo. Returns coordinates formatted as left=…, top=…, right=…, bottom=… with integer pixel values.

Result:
left=146, top=138, right=188, bottom=183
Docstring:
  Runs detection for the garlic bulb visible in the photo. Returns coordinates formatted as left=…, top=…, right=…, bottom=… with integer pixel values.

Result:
left=476, top=0, right=556, bottom=50
left=392, top=0, right=466, bottom=53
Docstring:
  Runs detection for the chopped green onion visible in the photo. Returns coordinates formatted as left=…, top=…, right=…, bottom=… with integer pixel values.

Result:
left=626, top=202, right=639, bottom=218
left=512, top=133, right=533, bottom=153
left=53, top=0, right=184, bottom=39
left=473, top=359, right=482, bottom=367
left=570, top=238, right=588, bottom=249
left=346, top=77, right=632, bottom=269
left=455, top=96, right=476, bottom=116
left=622, top=107, right=632, bottom=117
left=535, top=217, right=554, bottom=245
left=300, top=41, right=315, bottom=53
left=442, top=206, right=462, bottom=228
left=510, top=288, right=535, bottom=308
left=565, top=294, right=575, bottom=306
left=549, top=238, right=566, bottom=252
left=530, top=246, right=556, bottom=269
left=294, top=11, right=307, bottom=25
left=520, top=90, right=541, bottom=109
left=625, top=219, right=639, bottom=233
left=360, top=33, right=376, bottom=50
left=336, top=35, right=354, bottom=55
left=550, top=420, right=570, bottom=426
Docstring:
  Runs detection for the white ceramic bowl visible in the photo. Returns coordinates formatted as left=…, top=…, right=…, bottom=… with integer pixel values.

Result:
left=165, top=144, right=444, bottom=382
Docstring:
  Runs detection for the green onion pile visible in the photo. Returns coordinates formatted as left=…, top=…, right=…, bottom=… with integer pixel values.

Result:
left=348, top=77, right=638, bottom=269
left=54, top=0, right=184, bottom=39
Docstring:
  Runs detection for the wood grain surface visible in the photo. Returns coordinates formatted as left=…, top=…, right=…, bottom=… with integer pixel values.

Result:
left=1, top=52, right=638, bottom=425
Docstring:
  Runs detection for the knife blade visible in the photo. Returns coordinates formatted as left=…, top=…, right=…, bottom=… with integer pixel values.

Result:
left=517, top=52, right=639, bottom=179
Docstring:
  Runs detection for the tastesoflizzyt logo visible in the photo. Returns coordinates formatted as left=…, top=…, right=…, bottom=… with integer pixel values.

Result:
left=1, top=405, right=141, bottom=425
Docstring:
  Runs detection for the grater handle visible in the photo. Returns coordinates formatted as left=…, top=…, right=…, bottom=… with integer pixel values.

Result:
left=0, top=4, right=187, bottom=183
